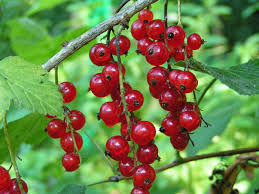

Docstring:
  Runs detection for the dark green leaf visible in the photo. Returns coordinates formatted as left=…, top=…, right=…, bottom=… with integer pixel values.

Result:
left=58, top=184, right=86, bottom=194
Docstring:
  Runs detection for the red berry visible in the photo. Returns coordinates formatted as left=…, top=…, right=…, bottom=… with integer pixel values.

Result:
left=89, top=43, right=110, bottom=66
left=160, top=117, right=181, bottom=136
left=137, top=144, right=158, bottom=164
left=166, top=111, right=179, bottom=120
left=119, top=157, right=135, bottom=177
left=175, top=71, right=198, bottom=93
left=131, top=121, right=156, bottom=145
left=131, top=20, right=147, bottom=40
left=159, top=88, right=183, bottom=111
left=111, top=83, right=132, bottom=101
left=138, top=9, right=153, bottom=23
left=145, top=42, right=169, bottom=66
left=99, top=101, right=122, bottom=127
left=172, top=45, right=193, bottom=62
left=59, top=82, right=77, bottom=103
left=121, top=120, right=135, bottom=141
left=179, top=110, right=201, bottom=131
left=125, top=90, right=144, bottom=111
left=147, top=67, right=169, bottom=87
left=147, top=20, right=165, bottom=40
left=47, top=119, right=66, bottom=139
left=106, top=136, right=129, bottom=161
left=166, top=25, right=185, bottom=47
left=89, top=73, right=111, bottom=97
left=60, top=132, right=83, bottom=153
left=149, top=84, right=168, bottom=99
left=62, top=153, right=80, bottom=171
left=9, top=179, right=28, bottom=194
left=133, top=164, right=156, bottom=188
left=187, top=33, right=202, bottom=50
left=102, top=62, right=126, bottom=87
left=170, top=132, right=189, bottom=151
left=180, top=102, right=200, bottom=114
left=137, top=37, right=153, bottom=55
left=0, top=166, right=11, bottom=192
left=68, top=110, right=85, bottom=130
left=110, top=35, right=131, bottom=55
left=45, top=114, right=56, bottom=119
left=168, top=69, right=182, bottom=87
left=131, top=187, right=150, bottom=194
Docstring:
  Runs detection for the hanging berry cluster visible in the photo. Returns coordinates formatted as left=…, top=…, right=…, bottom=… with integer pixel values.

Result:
left=45, top=82, right=85, bottom=172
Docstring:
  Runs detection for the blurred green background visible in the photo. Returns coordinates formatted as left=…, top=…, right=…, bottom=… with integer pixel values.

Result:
left=0, top=0, right=259, bottom=193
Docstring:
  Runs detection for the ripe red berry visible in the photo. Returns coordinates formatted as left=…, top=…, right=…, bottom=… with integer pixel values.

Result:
left=180, top=110, right=201, bottom=131
left=111, top=83, right=132, bottom=101
left=121, top=120, right=135, bottom=141
left=60, top=132, right=83, bottom=153
left=47, top=119, right=66, bottom=139
left=180, top=102, right=200, bottom=114
left=172, top=45, right=193, bottom=62
left=138, top=9, right=153, bottom=23
left=168, top=69, right=182, bottom=87
left=106, top=136, right=129, bottom=161
left=133, top=164, right=156, bottom=188
left=131, top=187, right=150, bottom=194
left=145, top=42, right=169, bottom=66
left=131, top=121, right=156, bottom=145
left=89, top=43, right=110, bottom=66
left=102, top=62, right=126, bottom=87
left=125, top=90, right=144, bottom=111
left=166, top=25, right=185, bottom=47
left=99, top=101, right=122, bottom=127
left=159, top=88, right=184, bottom=111
left=68, top=110, right=85, bottom=130
left=62, top=153, right=80, bottom=171
left=170, top=132, right=189, bottom=151
left=110, top=35, right=131, bottom=55
left=59, top=82, right=77, bottom=103
left=137, top=37, right=153, bottom=55
left=9, top=178, right=28, bottom=194
left=45, top=114, right=56, bottom=119
left=175, top=71, right=198, bottom=93
left=166, top=111, right=179, bottom=120
left=147, top=67, right=169, bottom=87
left=160, top=117, right=181, bottom=136
left=149, top=84, right=168, bottom=99
left=131, top=20, right=147, bottom=40
left=0, top=166, right=11, bottom=192
left=137, top=144, right=158, bottom=164
left=147, top=20, right=165, bottom=40
left=119, top=157, right=135, bottom=177
left=187, top=33, right=202, bottom=50
left=89, top=73, right=111, bottom=97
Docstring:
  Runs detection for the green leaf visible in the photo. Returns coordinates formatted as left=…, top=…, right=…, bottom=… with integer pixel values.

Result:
left=58, top=184, right=86, bottom=194
left=0, top=56, right=63, bottom=120
left=0, top=113, right=49, bottom=163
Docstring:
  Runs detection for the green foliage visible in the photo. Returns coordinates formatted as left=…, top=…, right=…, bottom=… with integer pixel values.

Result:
left=58, top=184, right=86, bottom=194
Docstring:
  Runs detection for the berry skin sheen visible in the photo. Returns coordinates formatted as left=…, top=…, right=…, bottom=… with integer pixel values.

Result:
left=131, top=121, right=156, bottom=145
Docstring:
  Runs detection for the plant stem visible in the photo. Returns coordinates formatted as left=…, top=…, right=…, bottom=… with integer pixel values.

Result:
left=198, top=78, right=217, bottom=105
left=55, top=66, right=59, bottom=85
left=177, top=0, right=182, bottom=27
left=3, top=112, right=25, bottom=194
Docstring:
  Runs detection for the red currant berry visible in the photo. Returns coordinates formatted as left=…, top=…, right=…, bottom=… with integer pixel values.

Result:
left=111, top=83, right=132, bottom=101
left=68, top=110, right=85, bottom=130
left=121, top=120, right=135, bottom=141
left=159, top=88, right=183, bottom=111
left=131, top=187, right=150, bottom=194
left=99, top=101, right=122, bottom=127
left=137, top=144, right=158, bottom=164
left=170, top=132, right=189, bottom=151
left=166, top=25, right=185, bottom=47
left=168, top=69, right=182, bottom=87
left=59, top=82, right=77, bottom=103
left=106, top=136, right=129, bottom=161
left=166, top=111, right=179, bottom=120
left=89, top=73, right=111, bottom=97
left=125, top=90, right=144, bottom=111
left=138, top=9, right=153, bottom=23
left=147, top=20, right=165, bottom=40
left=137, top=37, right=153, bottom=55
left=147, top=67, right=169, bottom=87
left=45, top=114, right=57, bottom=119
left=133, top=164, right=156, bottom=188
left=149, top=84, right=168, bottom=99
left=62, top=153, right=80, bottom=171
left=131, top=20, right=147, bottom=40
left=60, top=132, right=83, bottom=153
left=180, top=110, right=201, bottom=131
left=47, top=119, right=66, bottom=139
left=119, top=157, right=135, bottom=177
left=9, top=179, right=28, bottom=194
left=110, top=35, right=131, bottom=55
left=180, top=102, right=200, bottom=114
left=160, top=117, right=181, bottom=136
left=89, top=44, right=110, bottom=66
left=145, top=42, right=169, bottom=66
left=131, top=121, right=156, bottom=145
left=175, top=71, right=198, bottom=93
left=172, top=45, right=193, bottom=62
left=0, top=166, right=11, bottom=192
left=187, top=33, right=202, bottom=50
left=102, top=62, right=126, bottom=87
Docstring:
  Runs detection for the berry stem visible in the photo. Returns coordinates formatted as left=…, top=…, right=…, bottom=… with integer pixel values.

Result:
left=177, top=0, right=182, bottom=27
left=55, top=66, right=59, bottom=85
left=3, top=112, right=25, bottom=194
left=198, top=78, right=217, bottom=105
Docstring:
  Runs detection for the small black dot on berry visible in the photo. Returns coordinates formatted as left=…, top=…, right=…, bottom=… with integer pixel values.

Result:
left=133, top=100, right=139, bottom=106
left=148, top=48, right=154, bottom=55
left=143, top=20, right=148, bottom=23
left=168, top=32, right=174, bottom=39
left=180, top=85, right=186, bottom=91
left=98, top=51, right=104, bottom=56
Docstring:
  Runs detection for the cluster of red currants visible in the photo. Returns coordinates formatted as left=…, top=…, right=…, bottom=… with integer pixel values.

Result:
left=45, top=82, right=85, bottom=172
left=0, top=166, right=28, bottom=194
left=131, top=9, right=203, bottom=152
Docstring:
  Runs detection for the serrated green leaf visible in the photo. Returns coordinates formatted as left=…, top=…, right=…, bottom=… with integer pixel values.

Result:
left=0, top=56, right=63, bottom=119
left=0, top=113, right=49, bottom=163
left=58, top=184, right=86, bottom=194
